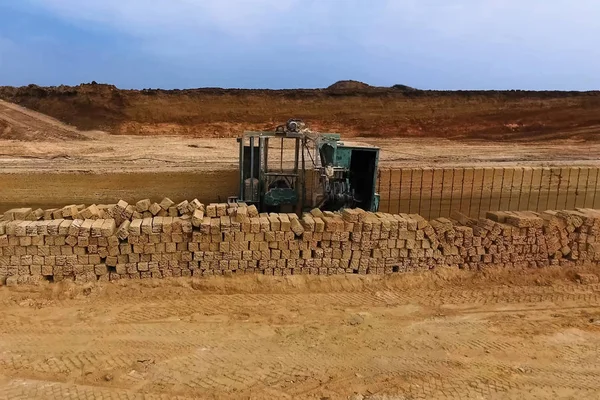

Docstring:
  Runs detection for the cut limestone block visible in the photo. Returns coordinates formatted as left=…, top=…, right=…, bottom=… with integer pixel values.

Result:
left=4, top=208, right=33, bottom=221
left=124, top=205, right=135, bottom=220
left=91, top=219, right=104, bottom=237
left=159, top=197, right=175, bottom=210
left=206, top=204, right=217, bottom=218
left=291, top=218, right=305, bottom=236
left=32, top=208, right=44, bottom=220
left=342, top=208, right=359, bottom=223
left=115, top=200, right=129, bottom=213
left=234, top=206, right=248, bottom=223
left=117, top=221, right=131, bottom=240
left=313, top=217, right=325, bottom=233
left=190, top=199, right=204, bottom=211
left=247, top=205, right=259, bottom=218
left=279, top=214, right=291, bottom=231
left=44, top=209, right=57, bottom=220
left=61, top=205, right=79, bottom=218
left=268, top=215, right=281, bottom=231
left=136, top=199, right=152, bottom=213
left=162, top=217, right=173, bottom=234
left=101, top=219, right=117, bottom=237
left=216, top=204, right=227, bottom=217
left=129, top=219, right=143, bottom=236
left=68, top=219, right=83, bottom=236
left=79, top=220, right=93, bottom=236
left=152, top=217, right=163, bottom=233
left=199, top=217, right=211, bottom=234
left=141, top=218, right=153, bottom=234
left=192, top=209, right=204, bottom=227
left=48, top=219, right=62, bottom=235
left=310, top=208, right=324, bottom=218
left=79, top=205, right=101, bottom=220
left=149, top=203, right=162, bottom=216
left=176, top=200, right=190, bottom=215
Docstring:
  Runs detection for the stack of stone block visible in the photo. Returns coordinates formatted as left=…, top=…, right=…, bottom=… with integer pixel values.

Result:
left=2, top=204, right=600, bottom=286
left=0, top=198, right=206, bottom=225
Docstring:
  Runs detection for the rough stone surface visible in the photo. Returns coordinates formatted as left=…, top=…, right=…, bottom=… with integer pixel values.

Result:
left=2, top=206, right=600, bottom=284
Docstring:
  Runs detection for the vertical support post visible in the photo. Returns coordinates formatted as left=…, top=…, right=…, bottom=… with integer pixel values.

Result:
left=238, top=137, right=244, bottom=201
left=249, top=136, right=255, bottom=203
left=294, top=138, right=300, bottom=214
left=301, top=137, right=306, bottom=213
left=260, top=137, right=266, bottom=202
left=398, top=169, right=403, bottom=213
left=264, top=138, right=269, bottom=174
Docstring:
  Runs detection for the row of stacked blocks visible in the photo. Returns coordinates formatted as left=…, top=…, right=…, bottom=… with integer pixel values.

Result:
left=1, top=202, right=600, bottom=285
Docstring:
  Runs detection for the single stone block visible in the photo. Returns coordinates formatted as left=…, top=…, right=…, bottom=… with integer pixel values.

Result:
left=247, top=205, right=259, bottom=218
left=91, top=219, right=105, bottom=237
left=79, top=204, right=100, bottom=220
left=79, top=219, right=93, bottom=236
left=149, top=203, right=162, bottom=216
left=192, top=209, right=205, bottom=227
left=129, top=219, right=143, bottom=236
left=160, top=197, right=175, bottom=210
left=141, top=218, right=153, bottom=235
left=101, top=219, right=117, bottom=237
left=206, top=204, right=217, bottom=217
left=43, top=209, right=57, bottom=220
left=176, top=200, right=190, bottom=215
left=61, top=205, right=79, bottom=218
left=136, top=199, right=152, bottom=212
left=190, top=199, right=204, bottom=211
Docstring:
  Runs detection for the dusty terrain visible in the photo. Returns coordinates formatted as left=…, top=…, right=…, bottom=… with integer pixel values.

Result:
left=1, top=268, right=600, bottom=399
left=2, top=85, right=600, bottom=399
left=1, top=83, right=600, bottom=141
left=2, top=96, right=600, bottom=217
left=1, top=98, right=600, bottom=174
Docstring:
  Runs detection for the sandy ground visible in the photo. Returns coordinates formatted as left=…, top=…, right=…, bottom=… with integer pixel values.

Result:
left=2, top=98, right=600, bottom=173
left=3, top=100, right=600, bottom=399
left=2, top=133, right=600, bottom=174
left=1, top=268, right=600, bottom=399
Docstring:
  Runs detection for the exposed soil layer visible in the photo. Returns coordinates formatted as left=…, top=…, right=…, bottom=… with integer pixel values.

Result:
left=1, top=268, right=600, bottom=399
left=1, top=83, right=600, bottom=140
left=0, top=99, right=89, bottom=141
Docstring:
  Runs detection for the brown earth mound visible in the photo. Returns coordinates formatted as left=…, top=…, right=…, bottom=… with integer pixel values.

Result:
left=327, top=80, right=373, bottom=90
left=0, top=98, right=90, bottom=141
left=1, top=83, right=600, bottom=141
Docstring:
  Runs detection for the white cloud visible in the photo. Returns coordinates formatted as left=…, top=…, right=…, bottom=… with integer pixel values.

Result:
left=17, top=0, right=600, bottom=89
left=27, top=0, right=302, bottom=39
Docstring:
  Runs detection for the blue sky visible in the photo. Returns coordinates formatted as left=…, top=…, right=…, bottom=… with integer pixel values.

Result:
left=0, top=0, right=598, bottom=90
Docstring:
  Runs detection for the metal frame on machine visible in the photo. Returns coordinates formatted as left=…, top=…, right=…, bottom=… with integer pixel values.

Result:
left=236, top=120, right=381, bottom=213
left=237, top=131, right=307, bottom=212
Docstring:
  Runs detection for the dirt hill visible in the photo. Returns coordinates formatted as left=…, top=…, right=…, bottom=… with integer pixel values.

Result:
left=0, top=98, right=89, bottom=141
left=327, top=80, right=373, bottom=90
left=0, top=83, right=599, bottom=140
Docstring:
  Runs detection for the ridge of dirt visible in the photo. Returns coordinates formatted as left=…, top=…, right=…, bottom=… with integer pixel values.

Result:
left=1, top=83, right=600, bottom=140
left=0, top=99, right=91, bottom=141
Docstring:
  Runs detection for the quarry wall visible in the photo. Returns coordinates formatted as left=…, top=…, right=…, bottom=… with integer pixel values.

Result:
left=2, top=166, right=599, bottom=221
left=1, top=199, right=599, bottom=285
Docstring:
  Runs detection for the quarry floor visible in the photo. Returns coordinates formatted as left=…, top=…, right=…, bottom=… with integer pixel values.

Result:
left=3, top=131, right=600, bottom=214
left=3, top=97, right=600, bottom=214
left=1, top=269, right=600, bottom=399
left=2, top=131, right=600, bottom=173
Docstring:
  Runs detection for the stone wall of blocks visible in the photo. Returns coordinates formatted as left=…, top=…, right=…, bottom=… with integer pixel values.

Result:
left=2, top=201, right=600, bottom=285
